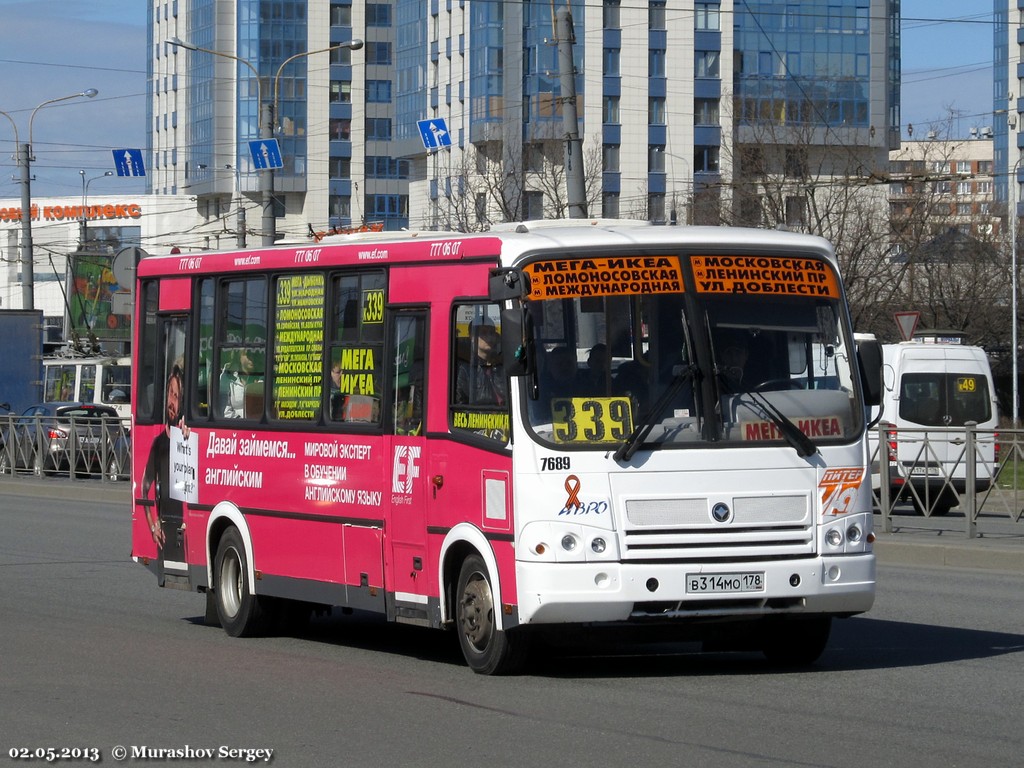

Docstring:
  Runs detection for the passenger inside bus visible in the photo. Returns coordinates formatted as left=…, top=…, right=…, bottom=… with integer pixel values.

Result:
left=456, top=323, right=506, bottom=406
left=532, top=345, right=579, bottom=421
left=578, top=343, right=609, bottom=395
left=220, top=348, right=257, bottom=418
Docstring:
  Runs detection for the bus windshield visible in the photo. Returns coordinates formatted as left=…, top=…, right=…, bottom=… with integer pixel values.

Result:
left=522, top=256, right=861, bottom=452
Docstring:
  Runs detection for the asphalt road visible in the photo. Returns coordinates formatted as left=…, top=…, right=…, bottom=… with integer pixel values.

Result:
left=1, top=478, right=1023, bottom=767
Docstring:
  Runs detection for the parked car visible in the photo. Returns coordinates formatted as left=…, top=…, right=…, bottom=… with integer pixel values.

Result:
left=0, top=402, right=129, bottom=479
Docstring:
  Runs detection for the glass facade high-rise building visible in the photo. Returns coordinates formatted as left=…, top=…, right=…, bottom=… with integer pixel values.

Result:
left=734, top=1, right=872, bottom=128
left=147, top=1, right=899, bottom=239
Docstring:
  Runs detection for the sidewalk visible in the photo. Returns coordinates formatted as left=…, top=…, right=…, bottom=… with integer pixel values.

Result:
left=3, top=474, right=1024, bottom=574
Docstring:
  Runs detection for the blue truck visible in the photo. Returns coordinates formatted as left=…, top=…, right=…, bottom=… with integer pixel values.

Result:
left=0, top=310, right=44, bottom=415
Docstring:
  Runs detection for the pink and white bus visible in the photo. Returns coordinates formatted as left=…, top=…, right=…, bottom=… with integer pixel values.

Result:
left=131, top=220, right=882, bottom=674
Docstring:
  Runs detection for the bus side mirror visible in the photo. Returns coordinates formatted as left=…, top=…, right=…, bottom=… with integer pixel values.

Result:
left=500, top=308, right=534, bottom=377
left=489, top=268, right=530, bottom=301
left=856, top=338, right=883, bottom=407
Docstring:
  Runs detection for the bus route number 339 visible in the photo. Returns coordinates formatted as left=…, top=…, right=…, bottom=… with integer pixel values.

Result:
left=687, top=572, right=765, bottom=594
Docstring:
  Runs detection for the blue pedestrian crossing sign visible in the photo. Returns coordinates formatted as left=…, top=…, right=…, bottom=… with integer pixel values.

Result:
left=417, top=118, right=452, bottom=151
left=112, top=148, right=146, bottom=177
left=249, top=139, right=284, bottom=170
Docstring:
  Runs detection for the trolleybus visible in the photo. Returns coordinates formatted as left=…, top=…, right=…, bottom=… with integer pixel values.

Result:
left=130, top=220, right=882, bottom=674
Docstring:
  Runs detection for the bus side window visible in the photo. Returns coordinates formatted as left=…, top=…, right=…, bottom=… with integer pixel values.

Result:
left=327, top=270, right=385, bottom=426
left=449, top=302, right=508, bottom=444
left=392, top=312, right=426, bottom=436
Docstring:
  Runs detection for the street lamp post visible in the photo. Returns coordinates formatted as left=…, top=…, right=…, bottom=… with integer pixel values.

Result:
left=167, top=37, right=362, bottom=246
left=225, top=164, right=246, bottom=248
left=79, top=170, right=113, bottom=247
left=0, top=89, right=98, bottom=310
left=1012, top=157, right=1020, bottom=427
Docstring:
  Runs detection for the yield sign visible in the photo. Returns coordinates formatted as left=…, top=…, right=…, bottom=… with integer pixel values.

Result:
left=894, top=311, right=920, bottom=341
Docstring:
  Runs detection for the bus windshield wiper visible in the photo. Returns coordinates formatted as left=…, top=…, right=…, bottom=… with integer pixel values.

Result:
left=614, top=364, right=698, bottom=463
left=743, top=389, right=818, bottom=458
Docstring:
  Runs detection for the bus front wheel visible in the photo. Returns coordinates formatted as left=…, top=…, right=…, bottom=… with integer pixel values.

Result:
left=455, top=554, right=529, bottom=675
left=761, top=615, right=832, bottom=667
left=213, top=527, right=269, bottom=637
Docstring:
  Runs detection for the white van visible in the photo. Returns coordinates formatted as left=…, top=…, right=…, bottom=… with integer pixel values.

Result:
left=42, top=356, right=132, bottom=419
left=870, top=337, right=999, bottom=515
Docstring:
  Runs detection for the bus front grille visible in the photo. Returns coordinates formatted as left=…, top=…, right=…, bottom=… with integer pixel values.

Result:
left=620, top=495, right=814, bottom=561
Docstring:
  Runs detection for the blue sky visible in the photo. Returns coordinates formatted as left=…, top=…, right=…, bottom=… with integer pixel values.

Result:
left=900, top=1, right=995, bottom=137
left=0, top=1, right=1000, bottom=199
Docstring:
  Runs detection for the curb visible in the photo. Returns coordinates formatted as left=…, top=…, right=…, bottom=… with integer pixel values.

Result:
left=873, top=533, right=1024, bottom=574
left=0, top=475, right=130, bottom=504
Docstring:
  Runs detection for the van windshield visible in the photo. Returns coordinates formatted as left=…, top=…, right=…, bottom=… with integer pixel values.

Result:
left=898, top=372, right=992, bottom=426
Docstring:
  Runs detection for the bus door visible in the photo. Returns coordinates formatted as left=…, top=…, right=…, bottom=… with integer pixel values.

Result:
left=387, top=310, right=430, bottom=609
left=138, top=315, right=192, bottom=586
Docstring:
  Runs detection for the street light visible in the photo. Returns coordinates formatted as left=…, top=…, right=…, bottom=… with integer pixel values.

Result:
left=225, top=164, right=246, bottom=247
left=166, top=37, right=363, bottom=246
left=0, top=89, right=98, bottom=310
left=1009, top=110, right=1021, bottom=426
left=79, top=170, right=113, bottom=246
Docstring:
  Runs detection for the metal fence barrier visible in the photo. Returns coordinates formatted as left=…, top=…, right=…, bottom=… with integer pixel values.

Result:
left=0, top=412, right=131, bottom=483
left=873, top=422, right=1024, bottom=538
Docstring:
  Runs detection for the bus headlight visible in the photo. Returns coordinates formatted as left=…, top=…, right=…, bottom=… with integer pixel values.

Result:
left=561, top=534, right=578, bottom=551
left=825, top=528, right=843, bottom=548
left=590, top=537, right=607, bottom=554
left=847, top=523, right=862, bottom=544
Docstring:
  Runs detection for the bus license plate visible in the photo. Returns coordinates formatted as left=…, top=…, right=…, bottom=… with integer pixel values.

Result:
left=686, top=572, right=764, bottom=594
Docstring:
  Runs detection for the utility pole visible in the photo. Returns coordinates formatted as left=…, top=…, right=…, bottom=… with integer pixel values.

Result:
left=556, top=7, right=587, bottom=219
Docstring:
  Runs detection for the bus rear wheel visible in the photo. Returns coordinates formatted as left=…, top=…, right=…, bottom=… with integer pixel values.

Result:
left=213, top=527, right=269, bottom=637
left=455, top=554, right=529, bottom=675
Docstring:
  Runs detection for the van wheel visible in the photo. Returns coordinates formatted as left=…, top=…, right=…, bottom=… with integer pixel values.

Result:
left=455, top=554, right=529, bottom=675
left=213, top=527, right=269, bottom=637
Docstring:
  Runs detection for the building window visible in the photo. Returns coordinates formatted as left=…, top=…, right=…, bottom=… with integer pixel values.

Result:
left=649, top=1, right=666, bottom=30
left=956, top=181, right=971, bottom=196
left=366, top=118, right=393, bottom=140
left=695, top=51, right=720, bottom=78
left=649, top=97, right=666, bottom=125
left=366, top=3, right=392, bottom=26
left=367, top=42, right=393, bottom=65
left=695, top=98, right=720, bottom=125
left=367, top=80, right=392, bottom=103
left=956, top=202, right=972, bottom=215
left=956, top=161, right=971, bottom=174
left=603, top=48, right=620, bottom=76
left=649, top=48, right=666, bottom=78
left=603, top=144, right=620, bottom=172
left=649, top=193, right=666, bottom=223
left=603, top=0, right=620, bottom=29
left=649, top=146, right=665, bottom=173
left=603, top=95, right=620, bottom=124
left=330, top=47, right=356, bottom=66
left=329, top=157, right=351, bottom=178
left=785, top=196, right=807, bottom=227
left=330, top=195, right=351, bottom=219
left=603, top=192, right=620, bottom=218
left=694, top=145, right=720, bottom=173
left=330, top=4, right=352, bottom=26
left=330, top=81, right=352, bottom=103
left=695, top=3, right=720, bottom=30
left=330, top=119, right=351, bottom=141
left=524, top=191, right=545, bottom=220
